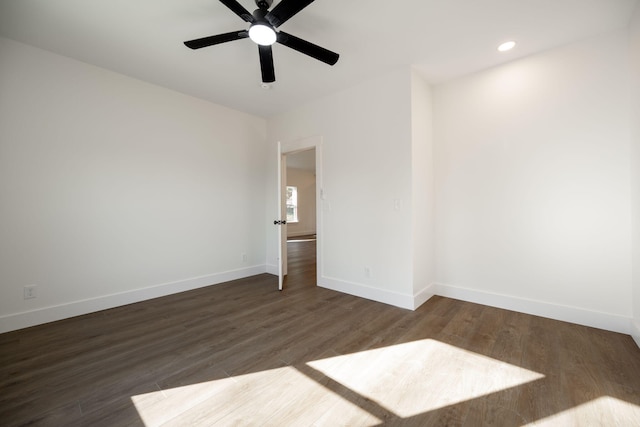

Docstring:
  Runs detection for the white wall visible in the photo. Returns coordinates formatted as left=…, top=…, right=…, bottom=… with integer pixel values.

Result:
left=410, top=70, right=436, bottom=305
left=267, top=67, right=417, bottom=308
left=630, top=4, right=640, bottom=345
left=0, top=38, right=268, bottom=333
left=286, top=167, right=316, bottom=238
left=434, top=31, right=633, bottom=333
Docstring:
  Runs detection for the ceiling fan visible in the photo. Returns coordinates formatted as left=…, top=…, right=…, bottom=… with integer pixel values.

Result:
left=184, top=0, right=340, bottom=84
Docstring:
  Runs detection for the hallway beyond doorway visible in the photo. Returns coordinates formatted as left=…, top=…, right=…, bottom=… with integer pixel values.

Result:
left=284, top=236, right=316, bottom=290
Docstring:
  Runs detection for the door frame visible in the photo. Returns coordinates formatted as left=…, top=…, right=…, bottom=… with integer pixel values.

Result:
left=277, top=136, right=323, bottom=289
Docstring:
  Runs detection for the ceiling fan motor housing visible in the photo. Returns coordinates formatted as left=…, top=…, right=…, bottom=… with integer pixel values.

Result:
left=255, top=0, right=272, bottom=9
left=253, top=7, right=270, bottom=23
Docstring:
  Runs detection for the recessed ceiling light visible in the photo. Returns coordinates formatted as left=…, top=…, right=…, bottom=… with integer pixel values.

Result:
left=498, top=41, right=516, bottom=52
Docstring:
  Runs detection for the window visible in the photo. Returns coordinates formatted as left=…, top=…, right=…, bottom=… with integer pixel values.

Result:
left=286, top=186, right=298, bottom=223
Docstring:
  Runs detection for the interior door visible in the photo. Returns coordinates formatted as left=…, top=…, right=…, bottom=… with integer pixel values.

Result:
left=276, top=142, right=287, bottom=290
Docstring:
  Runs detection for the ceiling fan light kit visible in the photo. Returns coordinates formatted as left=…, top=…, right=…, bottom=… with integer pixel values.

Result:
left=184, top=0, right=339, bottom=84
left=249, top=24, right=276, bottom=45
left=248, top=6, right=276, bottom=45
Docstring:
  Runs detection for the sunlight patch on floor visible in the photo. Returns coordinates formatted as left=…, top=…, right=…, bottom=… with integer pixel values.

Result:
left=130, top=339, right=545, bottom=425
left=130, top=364, right=378, bottom=426
left=131, top=374, right=237, bottom=426
left=531, top=396, right=640, bottom=426
left=307, top=338, right=545, bottom=418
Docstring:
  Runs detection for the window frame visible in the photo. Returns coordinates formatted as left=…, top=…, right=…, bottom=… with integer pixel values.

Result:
left=285, top=185, right=299, bottom=223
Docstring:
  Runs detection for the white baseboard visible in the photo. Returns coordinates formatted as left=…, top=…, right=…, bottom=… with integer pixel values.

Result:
left=266, top=263, right=278, bottom=275
left=0, top=265, right=267, bottom=334
left=317, top=278, right=434, bottom=311
left=413, top=283, right=436, bottom=310
left=287, top=231, right=316, bottom=238
left=435, top=282, right=632, bottom=335
left=632, top=319, right=640, bottom=349
left=319, top=276, right=415, bottom=310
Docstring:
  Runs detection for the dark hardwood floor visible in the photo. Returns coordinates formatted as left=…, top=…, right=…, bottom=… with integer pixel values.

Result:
left=283, top=235, right=317, bottom=291
left=1, top=238, right=640, bottom=426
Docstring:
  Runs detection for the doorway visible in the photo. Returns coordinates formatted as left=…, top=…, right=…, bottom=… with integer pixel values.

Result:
left=277, top=136, right=322, bottom=291
left=284, top=148, right=317, bottom=289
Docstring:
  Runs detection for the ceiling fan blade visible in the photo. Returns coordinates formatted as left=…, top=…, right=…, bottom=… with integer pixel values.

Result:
left=219, top=0, right=255, bottom=23
left=259, top=45, right=276, bottom=83
left=266, top=0, right=314, bottom=27
left=276, top=31, right=339, bottom=66
left=184, top=30, right=248, bottom=49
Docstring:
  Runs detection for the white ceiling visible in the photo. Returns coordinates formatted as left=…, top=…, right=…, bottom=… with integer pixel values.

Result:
left=0, top=0, right=637, bottom=118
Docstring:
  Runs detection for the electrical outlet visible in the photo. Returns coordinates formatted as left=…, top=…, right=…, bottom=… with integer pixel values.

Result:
left=241, top=253, right=248, bottom=263
left=364, top=266, right=371, bottom=278
left=24, top=285, right=37, bottom=299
